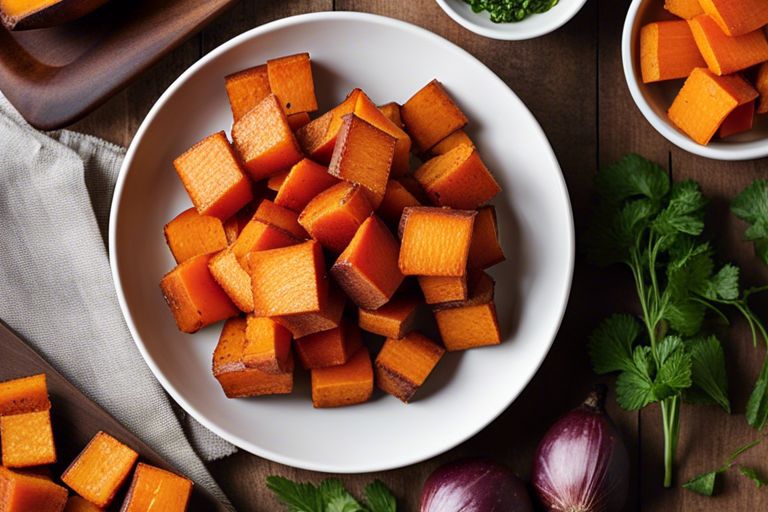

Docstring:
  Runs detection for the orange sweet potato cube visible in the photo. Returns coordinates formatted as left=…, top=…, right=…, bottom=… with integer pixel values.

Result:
left=225, top=64, right=271, bottom=122
left=244, top=315, right=292, bottom=374
left=698, top=0, right=768, bottom=36
left=414, top=144, right=500, bottom=209
left=431, top=129, right=474, bottom=156
left=173, top=131, right=253, bottom=220
left=331, top=216, right=404, bottom=309
left=719, top=101, right=755, bottom=138
left=274, top=158, right=339, bottom=212
left=0, top=374, right=50, bottom=416
left=401, top=80, right=468, bottom=152
left=267, top=53, right=318, bottom=115
left=418, top=275, right=467, bottom=304
left=375, top=332, right=445, bottom=403
left=208, top=248, right=254, bottom=312
left=664, top=0, right=704, bottom=19
left=253, top=199, right=308, bottom=239
left=120, top=463, right=192, bottom=512
left=247, top=240, right=328, bottom=317
left=164, top=207, right=228, bottom=264
left=1, top=410, right=56, bottom=468
left=274, top=285, right=346, bottom=338
left=299, top=182, right=374, bottom=253
left=352, top=91, right=412, bottom=176
left=311, top=347, right=373, bottom=408
left=232, top=94, right=304, bottom=181
left=378, top=102, right=403, bottom=128
left=640, top=21, right=706, bottom=83
left=377, top=179, right=421, bottom=225
left=688, top=15, right=768, bottom=75
left=287, top=111, right=311, bottom=131
left=468, top=205, right=505, bottom=269
left=399, top=175, right=430, bottom=204
left=61, top=431, right=138, bottom=508
left=0, top=466, right=67, bottom=512
left=63, top=495, right=102, bottom=512
left=433, top=272, right=501, bottom=351
left=231, top=217, right=302, bottom=264
left=295, top=320, right=362, bottom=369
left=223, top=203, right=257, bottom=244
left=295, top=90, right=360, bottom=164
left=398, top=207, right=476, bottom=276
left=160, top=253, right=238, bottom=333
left=267, top=172, right=288, bottom=192
left=358, top=294, right=420, bottom=339
left=756, top=62, right=768, bottom=114
left=213, top=318, right=293, bottom=398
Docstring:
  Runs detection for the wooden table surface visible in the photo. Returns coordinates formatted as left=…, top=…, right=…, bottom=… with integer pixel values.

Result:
left=72, top=0, right=768, bottom=509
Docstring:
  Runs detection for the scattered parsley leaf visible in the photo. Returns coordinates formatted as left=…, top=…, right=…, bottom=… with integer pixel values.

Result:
left=739, top=467, right=768, bottom=488
left=654, top=347, right=692, bottom=400
left=747, top=358, right=768, bottom=430
left=686, top=336, right=730, bottom=413
left=595, top=153, right=669, bottom=204
left=651, top=181, right=706, bottom=239
left=364, top=481, right=397, bottom=512
left=266, top=476, right=323, bottom=512
left=705, top=264, right=740, bottom=301
left=589, top=314, right=640, bottom=374
left=319, top=480, right=365, bottom=512
left=683, top=471, right=720, bottom=496
left=616, top=347, right=657, bottom=410
left=267, top=477, right=397, bottom=512
left=727, top=438, right=763, bottom=465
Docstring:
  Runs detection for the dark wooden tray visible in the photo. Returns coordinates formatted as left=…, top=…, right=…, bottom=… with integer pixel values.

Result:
left=0, top=321, right=226, bottom=511
left=0, top=0, right=237, bottom=130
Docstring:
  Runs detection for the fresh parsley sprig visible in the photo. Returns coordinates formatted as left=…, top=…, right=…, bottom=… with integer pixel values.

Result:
left=266, top=476, right=396, bottom=512
left=684, top=437, right=767, bottom=496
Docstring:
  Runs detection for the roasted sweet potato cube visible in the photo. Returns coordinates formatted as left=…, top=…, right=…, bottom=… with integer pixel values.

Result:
left=295, top=320, right=362, bottom=369
left=275, top=285, right=345, bottom=338
left=401, top=80, right=468, bottom=152
left=377, top=179, right=421, bottom=225
left=433, top=272, right=501, bottom=351
left=61, top=432, right=138, bottom=508
left=160, top=254, right=238, bottom=333
left=208, top=248, right=253, bottom=312
left=267, top=53, right=318, bottom=115
left=223, top=203, right=256, bottom=244
left=0, top=374, right=50, bottom=416
left=173, top=131, right=253, bottom=220
left=232, top=94, right=303, bottom=181
left=468, top=205, right=505, bottom=269
left=244, top=315, right=292, bottom=374
left=295, top=90, right=361, bottom=164
left=378, top=102, right=403, bottom=128
left=247, top=240, right=328, bottom=317
left=331, top=216, right=404, bottom=309
left=698, top=0, right=768, bottom=36
left=398, top=207, right=475, bottom=276
left=688, top=15, right=768, bottom=75
left=1, top=410, right=56, bottom=467
left=640, top=21, right=707, bottom=83
left=274, top=158, right=339, bottom=212
left=757, top=62, right=768, bottom=114
left=375, top=332, right=445, bottom=402
left=299, top=182, right=374, bottom=253
left=164, top=208, right=228, bottom=264
left=399, top=175, right=430, bottom=204
left=353, top=92, right=412, bottom=176
left=231, top=217, right=301, bottom=264
left=225, top=64, right=271, bottom=122
left=253, top=199, right=308, bottom=239
left=213, top=318, right=293, bottom=398
left=120, top=463, right=192, bottom=512
left=267, top=172, right=288, bottom=192
left=665, top=0, right=704, bottom=19
left=414, top=144, right=500, bottom=209
left=719, top=101, right=755, bottom=138
left=311, top=347, right=373, bottom=408
left=418, top=275, right=467, bottom=304
left=0, top=466, right=67, bottom=512
left=431, top=129, right=474, bottom=156
left=358, top=294, right=420, bottom=339
left=64, top=495, right=102, bottom=512
left=287, top=111, right=311, bottom=131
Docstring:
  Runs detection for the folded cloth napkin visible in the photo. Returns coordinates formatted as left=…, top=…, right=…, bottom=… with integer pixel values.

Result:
left=0, top=93, right=235, bottom=509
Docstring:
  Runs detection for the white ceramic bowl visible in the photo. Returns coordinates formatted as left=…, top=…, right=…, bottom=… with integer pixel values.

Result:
left=110, top=12, right=574, bottom=473
left=436, top=0, right=588, bottom=40
left=623, top=0, right=768, bottom=160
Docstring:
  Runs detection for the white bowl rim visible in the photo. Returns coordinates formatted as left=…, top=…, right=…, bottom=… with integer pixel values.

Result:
left=622, top=0, right=768, bottom=161
left=109, top=11, right=575, bottom=473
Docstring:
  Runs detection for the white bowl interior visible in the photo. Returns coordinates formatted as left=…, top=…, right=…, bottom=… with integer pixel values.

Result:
left=110, top=12, right=574, bottom=473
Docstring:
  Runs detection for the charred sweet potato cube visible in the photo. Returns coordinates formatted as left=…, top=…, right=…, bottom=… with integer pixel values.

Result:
left=63, top=495, right=102, bottom=512
left=287, top=111, right=311, bottom=131
left=378, top=102, right=403, bottom=128
left=232, top=94, right=303, bottom=181
left=688, top=15, right=768, bottom=75
left=253, top=199, right=308, bottom=239
left=414, top=144, right=501, bottom=209
left=0, top=466, right=67, bottom=512
left=1, top=410, right=56, bottom=467
left=358, top=294, right=420, bottom=339
left=401, top=80, right=468, bottom=152
left=431, top=129, right=474, bottom=156
left=418, top=275, right=468, bottom=304
left=311, top=347, right=373, bottom=408
left=164, top=208, right=228, bottom=264
left=398, top=207, right=475, bottom=276
left=433, top=272, right=501, bottom=351
left=295, top=320, right=362, bottom=369
left=0, top=374, right=50, bottom=416
left=243, top=315, right=292, bottom=374
left=247, top=240, right=328, bottom=317
left=213, top=318, right=293, bottom=398
left=331, top=216, right=404, bottom=309
left=275, top=285, right=345, bottom=338
left=352, top=92, right=412, bottom=176
left=173, top=131, right=253, bottom=220
left=375, top=332, right=445, bottom=403
left=267, top=172, right=288, bottom=192
left=377, top=179, right=421, bottom=225
left=299, top=182, right=374, bottom=253
left=120, top=463, right=192, bottom=512
left=295, top=90, right=361, bottom=164
left=160, top=254, right=238, bottom=333
left=719, top=101, right=755, bottom=138
left=267, top=53, right=318, bottom=115
left=208, top=248, right=254, bottom=312
left=231, top=217, right=301, bottom=264
left=225, top=64, right=271, bottom=122
left=274, top=158, right=339, bottom=212
left=468, top=205, right=505, bottom=269
left=61, top=432, right=138, bottom=508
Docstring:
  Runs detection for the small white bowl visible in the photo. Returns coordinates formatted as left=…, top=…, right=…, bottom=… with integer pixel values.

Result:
left=436, top=0, right=588, bottom=40
left=622, top=0, right=768, bottom=161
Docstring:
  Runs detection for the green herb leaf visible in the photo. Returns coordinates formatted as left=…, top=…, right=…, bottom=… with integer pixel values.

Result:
left=266, top=476, right=324, bottom=512
left=747, top=357, right=768, bottom=429
left=740, top=466, right=768, bottom=488
left=595, top=153, right=669, bottom=204
left=732, top=180, right=768, bottom=265
left=654, top=345, right=692, bottom=399
left=319, top=480, right=366, bottom=512
left=705, top=264, right=740, bottom=301
left=683, top=471, right=720, bottom=496
left=651, top=181, right=706, bottom=238
left=589, top=314, right=641, bottom=374
left=686, top=336, right=730, bottom=413
left=364, top=481, right=396, bottom=512
left=616, top=347, right=657, bottom=410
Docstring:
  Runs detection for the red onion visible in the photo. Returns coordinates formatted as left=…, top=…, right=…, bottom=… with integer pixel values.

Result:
left=531, top=386, right=629, bottom=512
left=419, top=458, right=533, bottom=512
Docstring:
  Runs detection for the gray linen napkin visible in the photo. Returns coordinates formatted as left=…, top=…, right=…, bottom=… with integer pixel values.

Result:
left=0, top=94, right=235, bottom=509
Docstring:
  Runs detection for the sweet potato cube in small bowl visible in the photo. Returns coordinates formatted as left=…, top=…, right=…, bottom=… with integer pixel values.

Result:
left=375, top=332, right=445, bottom=403
left=664, top=0, right=703, bottom=19
left=1, top=410, right=56, bottom=468
left=688, top=15, right=768, bottom=76
left=295, top=319, right=362, bottom=369
left=640, top=20, right=706, bottom=83
left=244, top=315, right=293, bottom=374
left=274, top=158, right=339, bottom=213
left=0, top=373, right=50, bottom=416
left=468, top=205, right=505, bottom=269
left=208, top=248, right=254, bottom=313
left=275, top=285, right=346, bottom=339
left=0, top=466, right=68, bottom=512
left=719, top=101, right=755, bottom=139
left=267, top=172, right=288, bottom=192
left=418, top=275, right=468, bottom=304
left=431, top=129, right=474, bottom=156
left=164, top=208, right=228, bottom=264
left=64, top=495, right=102, bottom=512
left=358, top=294, right=421, bottom=339
left=120, top=463, right=192, bottom=512
left=377, top=180, right=421, bottom=226
left=352, top=91, right=412, bottom=176
left=698, top=0, right=768, bottom=36
left=225, top=64, right=271, bottom=122
left=398, top=207, right=476, bottom=277
left=401, top=79, right=468, bottom=152
left=311, top=347, right=373, bottom=408
left=267, top=52, right=318, bottom=115
left=378, top=102, right=403, bottom=128
left=173, top=131, right=253, bottom=220
left=299, top=182, right=374, bottom=253
left=252, top=199, right=308, bottom=239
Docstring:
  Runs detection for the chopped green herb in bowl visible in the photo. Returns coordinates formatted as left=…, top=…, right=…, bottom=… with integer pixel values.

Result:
left=464, top=0, right=560, bottom=23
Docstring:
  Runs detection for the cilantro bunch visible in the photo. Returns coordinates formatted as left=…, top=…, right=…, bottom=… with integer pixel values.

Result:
left=585, top=155, right=766, bottom=488
left=266, top=476, right=396, bottom=512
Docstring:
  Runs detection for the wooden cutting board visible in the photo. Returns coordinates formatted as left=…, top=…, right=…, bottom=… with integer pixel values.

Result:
left=0, top=321, right=227, bottom=511
left=0, top=0, right=237, bottom=130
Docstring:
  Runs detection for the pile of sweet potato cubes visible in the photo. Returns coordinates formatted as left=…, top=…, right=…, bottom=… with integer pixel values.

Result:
left=160, top=52, right=506, bottom=408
